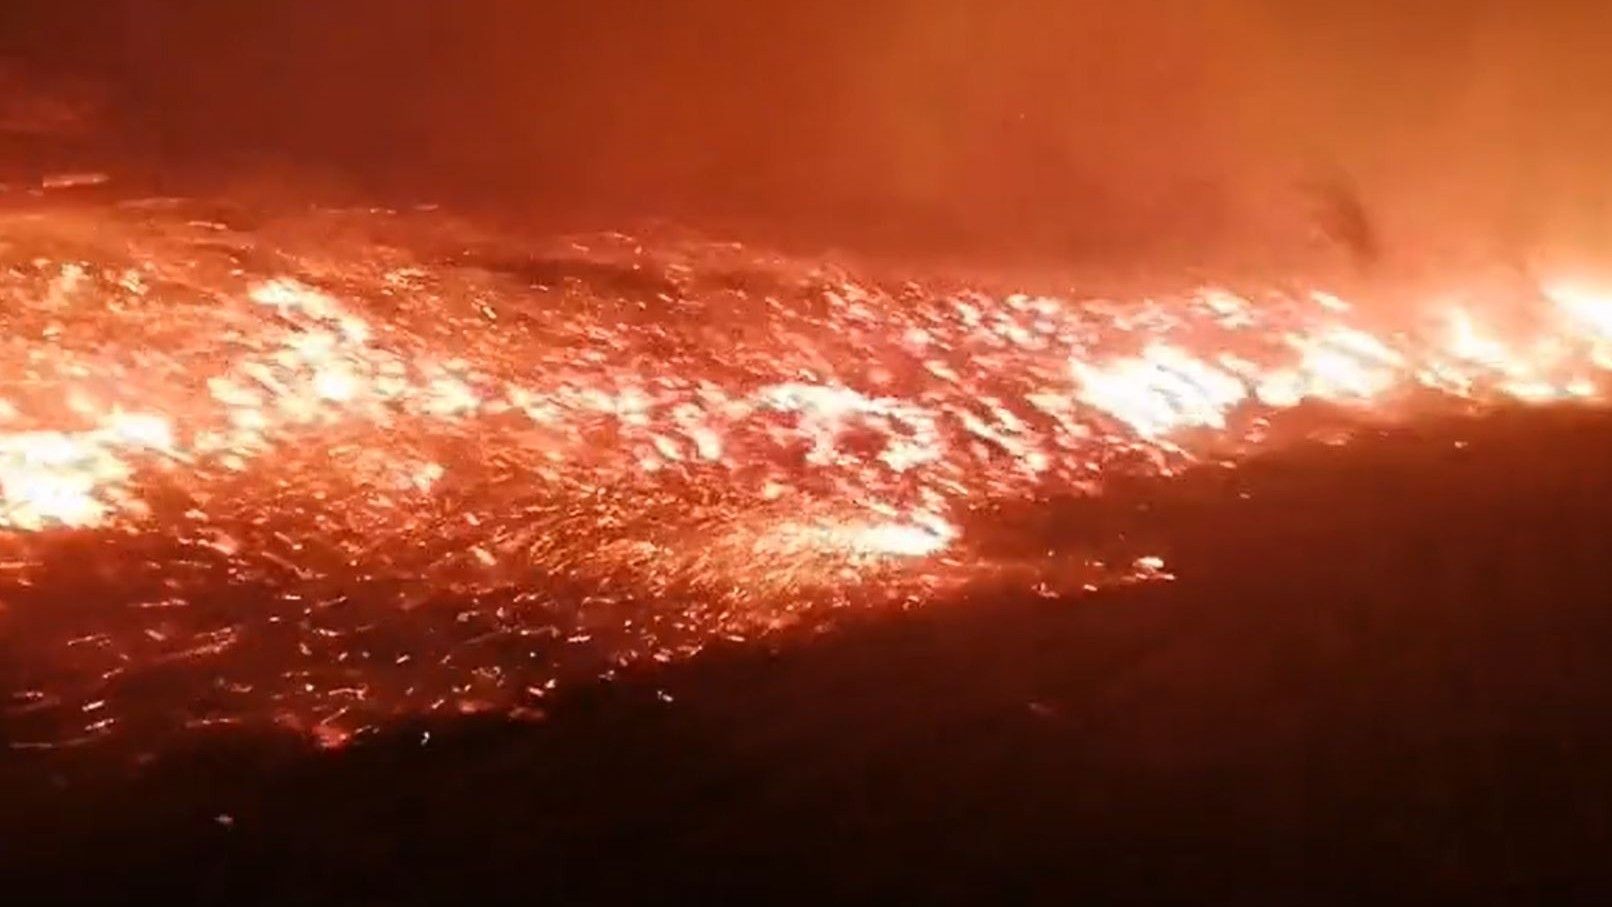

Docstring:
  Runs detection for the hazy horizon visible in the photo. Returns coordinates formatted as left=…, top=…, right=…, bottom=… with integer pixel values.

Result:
left=2, top=1, right=1609, bottom=271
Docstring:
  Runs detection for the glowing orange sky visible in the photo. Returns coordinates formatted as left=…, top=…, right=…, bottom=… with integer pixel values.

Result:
left=3, top=2, right=1610, bottom=264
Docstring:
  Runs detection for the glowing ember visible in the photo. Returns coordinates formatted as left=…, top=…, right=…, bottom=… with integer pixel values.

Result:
left=3, top=202, right=1611, bottom=749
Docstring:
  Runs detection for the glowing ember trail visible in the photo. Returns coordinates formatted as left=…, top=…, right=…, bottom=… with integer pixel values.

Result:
left=4, top=201, right=1612, bottom=749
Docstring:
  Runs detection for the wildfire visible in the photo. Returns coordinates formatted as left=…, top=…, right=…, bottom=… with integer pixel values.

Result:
left=4, top=201, right=1612, bottom=749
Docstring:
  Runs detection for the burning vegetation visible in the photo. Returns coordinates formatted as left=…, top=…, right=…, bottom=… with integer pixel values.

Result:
left=2, top=196, right=1611, bottom=750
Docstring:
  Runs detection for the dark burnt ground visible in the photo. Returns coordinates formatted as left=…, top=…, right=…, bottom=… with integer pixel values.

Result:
left=7, top=408, right=1612, bottom=904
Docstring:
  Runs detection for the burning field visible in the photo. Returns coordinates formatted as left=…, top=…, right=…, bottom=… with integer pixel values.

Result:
left=7, top=2, right=1612, bottom=901
left=3, top=196, right=1612, bottom=755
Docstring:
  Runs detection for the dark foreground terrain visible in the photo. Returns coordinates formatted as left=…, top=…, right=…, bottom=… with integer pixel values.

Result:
left=7, top=408, right=1612, bottom=904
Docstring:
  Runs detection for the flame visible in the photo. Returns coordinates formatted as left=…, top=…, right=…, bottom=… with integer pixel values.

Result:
left=5, top=204, right=1612, bottom=748
left=5, top=239, right=1610, bottom=547
left=0, top=413, right=173, bottom=530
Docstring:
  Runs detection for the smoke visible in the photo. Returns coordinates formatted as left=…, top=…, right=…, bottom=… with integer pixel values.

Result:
left=3, top=1, right=1610, bottom=269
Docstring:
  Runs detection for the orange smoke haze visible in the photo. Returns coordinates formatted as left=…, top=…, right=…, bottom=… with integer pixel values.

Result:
left=3, top=3, right=1611, bottom=268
